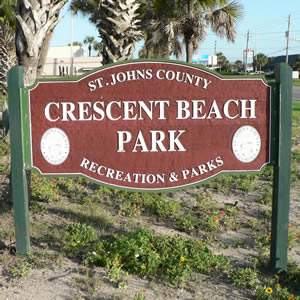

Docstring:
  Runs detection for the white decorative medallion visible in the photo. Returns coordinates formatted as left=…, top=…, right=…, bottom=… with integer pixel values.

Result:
left=232, top=125, right=261, bottom=163
left=40, top=128, right=70, bottom=165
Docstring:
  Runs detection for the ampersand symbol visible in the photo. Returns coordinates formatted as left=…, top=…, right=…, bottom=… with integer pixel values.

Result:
left=169, top=172, right=178, bottom=182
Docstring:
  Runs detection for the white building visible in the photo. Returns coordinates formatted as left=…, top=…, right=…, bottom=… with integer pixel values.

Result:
left=42, top=45, right=102, bottom=77
left=192, top=54, right=218, bottom=70
left=293, top=71, right=299, bottom=79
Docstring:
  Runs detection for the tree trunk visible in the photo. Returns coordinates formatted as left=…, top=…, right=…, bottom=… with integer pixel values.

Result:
left=37, top=31, right=53, bottom=78
left=185, top=39, right=194, bottom=64
left=15, top=0, right=67, bottom=85
left=185, top=0, right=193, bottom=63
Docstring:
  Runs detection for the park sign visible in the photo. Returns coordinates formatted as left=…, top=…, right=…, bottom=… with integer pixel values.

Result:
left=28, top=61, right=270, bottom=190
left=7, top=61, right=293, bottom=273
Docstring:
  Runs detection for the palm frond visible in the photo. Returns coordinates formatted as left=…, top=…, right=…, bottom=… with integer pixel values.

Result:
left=206, top=0, right=243, bottom=42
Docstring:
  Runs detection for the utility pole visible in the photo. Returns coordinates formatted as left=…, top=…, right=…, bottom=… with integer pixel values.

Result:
left=285, top=14, right=291, bottom=64
left=214, top=40, right=217, bottom=55
left=244, top=30, right=250, bottom=74
left=70, top=12, right=74, bottom=76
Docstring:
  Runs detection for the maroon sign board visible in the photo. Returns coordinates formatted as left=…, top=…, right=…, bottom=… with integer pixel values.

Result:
left=28, top=61, right=270, bottom=190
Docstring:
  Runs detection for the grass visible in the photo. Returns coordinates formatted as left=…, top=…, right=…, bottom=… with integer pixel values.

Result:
left=293, top=79, right=300, bottom=86
left=293, top=101, right=300, bottom=111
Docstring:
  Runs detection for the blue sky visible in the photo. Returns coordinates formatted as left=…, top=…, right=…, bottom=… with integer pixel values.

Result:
left=50, top=0, right=300, bottom=62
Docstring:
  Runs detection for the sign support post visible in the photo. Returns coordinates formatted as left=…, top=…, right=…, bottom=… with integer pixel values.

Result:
left=270, top=63, right=292, bottom=272
left=8, top=66, right=31, bottom=255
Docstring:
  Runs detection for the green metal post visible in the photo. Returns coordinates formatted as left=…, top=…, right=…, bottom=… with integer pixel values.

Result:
left=8, top=66, right=30, bottom=255
left=270, top=63, right=292, bottom=272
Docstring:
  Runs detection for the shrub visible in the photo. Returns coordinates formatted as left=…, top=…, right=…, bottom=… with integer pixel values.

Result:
left=63, top=223, right=97, bottom=257
left=85, top=229, right=229, bottom=286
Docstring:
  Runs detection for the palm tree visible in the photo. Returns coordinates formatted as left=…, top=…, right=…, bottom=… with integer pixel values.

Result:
left=0, top=0, right=17, bottom=96
left=138, top=0, right=181, bottom=59
left=254, top=53, right=268, bottom=71
left=217, top=52, right=230, bottom=72
left=71, top=0, right=142, bottom=64
left=15, top=0, right=67, bottom=85
left=84, top=36, right=95, bottom=57
left=234, top=59, right=243, bottom=72
left=93, top=41, right=104, bottom=57
left=145, top=0, right=243, bottom=63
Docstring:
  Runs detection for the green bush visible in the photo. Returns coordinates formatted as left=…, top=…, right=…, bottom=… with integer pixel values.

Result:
left=114, top=191, right=180, bottom=219
left=0, top=139, right=9, bottom=156
left=230, top=267, right=259, bottom=288
left=63, top=223, right=97, bottom=257
left=175, top=213, right=198, bottom=232
left=85, top=229, right=229, bottom=285
left=31, top=173, right=59, bottom=202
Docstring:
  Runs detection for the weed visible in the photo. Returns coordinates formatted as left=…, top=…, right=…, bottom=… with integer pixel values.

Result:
left=195, top=192, right=215, bottom=212
left=222, top=206, right=239, bottom=231
left=292, top=149, right=300, bottom=163
left=57, top=177, right=89, bottom=203
left=230, top=267, right=259, bottom=288
left=259, top=166, right=273, bottom=182
left=248, top=219, right=261, bottom=231
left=291, top=161, right=300, bottom=182
left=202, top=176, right=232, bottom=194
left=116, top=192, right=144, bottom=217
left=114, top=191, right=180, bottom=219
left=0, top=163, right=9, bottom=174
left=57, top=177, right=76, bottom=193
left=202, top=214, right=221, bottom=232
left=262, top=208, right=272, bottom=221
left=257, top=185, right=273, bottom=205
left=223, top=215, right=240, bottom=231
left=175, top=194, right=239, bottom=234
left=73, top=268, right=98, bottom=298
left=233, top=238, right=247, bottom=248
left=31, top=172, right=59, bottom=202
left=0, top=138, right=9, bottom=156
left=0, top=228, right=7, bottom=240
left=84, top=229, right=229, bottom=286
left=7, top=260, right=31, bottom=279
left=175, top=213, right=198, bottom=233
left=133, top=292, right=146, bottom=300
left=147, top=195, right=179, bottom=218
left=235, top=175, right=257, bottom=192
left=29, top=201, right=47, bottom=214
left=107, top=257, right=127, bottom=287
left=255, top=286, right=274, bottom=300
left=202, top=174, right=257, bottom=194
left=255, top=232, right=271, bottom=250
left=282, top=262, right=300, bottom=293
left=26, top=251, right=63, bottom=269
left=63, top=223, right=97, bottom=257
left=255, top=284, right=299, bottom=300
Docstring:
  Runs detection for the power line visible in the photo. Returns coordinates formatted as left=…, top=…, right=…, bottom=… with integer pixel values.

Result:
left=252, top=31, right=286, bottom=35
